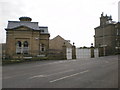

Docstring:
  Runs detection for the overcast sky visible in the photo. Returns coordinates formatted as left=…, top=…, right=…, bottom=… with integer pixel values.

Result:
left=0, top=0, right=119, bottom=47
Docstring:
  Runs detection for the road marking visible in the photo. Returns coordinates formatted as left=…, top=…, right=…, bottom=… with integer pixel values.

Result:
left=34, top=61, right=67, bottom=67
left=46, top=69, right=74, bottom=77
left=3, top=76, right=13, bottom=79
left=28, top=69, right=74, bottom=79
left=3, top=72, right=34, bottom=79
left=49, top=70, right=89, bottom=83
left=29, top=75, right=46, bottom=79
left=34, top=60, right=80, bottom=67
left=104, top=61, right=109, bottom=63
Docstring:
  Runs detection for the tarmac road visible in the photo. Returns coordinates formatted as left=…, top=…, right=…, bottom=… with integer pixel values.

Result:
left=2, top=55, right=118, bottom=88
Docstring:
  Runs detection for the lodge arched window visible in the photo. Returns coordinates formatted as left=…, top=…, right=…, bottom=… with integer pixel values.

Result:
left=24, top=41, right=28, bottom=47
left=40, top=44, right=45, bottom=52
left=16, top=41, right=22, bottom=54
left=41, top=44, right=45, bottom=51
left=23, top=41, right=29, bottom=54
left=17, top=41, right=21, bottom=47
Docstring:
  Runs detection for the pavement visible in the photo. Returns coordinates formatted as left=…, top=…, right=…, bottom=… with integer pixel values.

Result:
left=2, top=55, right=118, bottom=88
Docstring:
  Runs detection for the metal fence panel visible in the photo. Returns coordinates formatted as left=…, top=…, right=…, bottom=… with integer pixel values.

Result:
left=76, top=49, right=90, bottom=59
left=76, top=48, right=98, bottom=59
left=66, top=48, right=72, bottom=59
left=94, top=48, right=99, bottom=58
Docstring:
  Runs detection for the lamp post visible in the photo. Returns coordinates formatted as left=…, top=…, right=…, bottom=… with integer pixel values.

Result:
left=72, top=42, right=76, bottom=59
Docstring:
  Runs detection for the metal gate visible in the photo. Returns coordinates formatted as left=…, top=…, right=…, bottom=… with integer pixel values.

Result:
left=94, top=48, right=99, bottom=58
left=76, top=48, right=90, bottom=59
left=66, top=48, right=72, bottom=59
left=76, top=48, right=99, bottom=59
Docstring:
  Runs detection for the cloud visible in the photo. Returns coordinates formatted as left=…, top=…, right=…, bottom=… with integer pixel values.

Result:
left=0, top=0, right=118, bottom=46
left=0, top=0, right=26, bottom=43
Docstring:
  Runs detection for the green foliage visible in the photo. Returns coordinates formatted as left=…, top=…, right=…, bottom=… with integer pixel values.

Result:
left=2, top=59, right=23, bottom=65
left=2, top=56, right=48, bottom=65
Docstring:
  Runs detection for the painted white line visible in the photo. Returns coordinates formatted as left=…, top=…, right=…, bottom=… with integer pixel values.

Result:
left=28, top=69, right=74, bottom=79
left=104, top=61, right=109, bottom=63
left=34, top=60, right=79, bottom=67
left=46, top=69, right=74, bottom=77
left=49, top=70, right=89, bottom=83
left=34, top=61, right=67, bottom=67
left=3, top=76, right=13, bottom=79
left=29, top=75, right=46, bottom=79
left=3, top=73, right=33, bottom=79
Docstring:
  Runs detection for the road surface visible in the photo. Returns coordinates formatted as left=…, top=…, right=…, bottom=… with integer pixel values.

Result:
left=2, top=55, right=118, bottom=88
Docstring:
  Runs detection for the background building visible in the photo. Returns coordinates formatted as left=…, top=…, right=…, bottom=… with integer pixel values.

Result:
left=0, top=43, right=6, bottom=60
left=5, top=17, right=50, bottom=59
left=49, top=35, right=72, bottom=50
left=115, top=22, right=120, bottom=54
left=49, top=35, right=76, bottom=59
left=94, top=12, right=119, bottom=56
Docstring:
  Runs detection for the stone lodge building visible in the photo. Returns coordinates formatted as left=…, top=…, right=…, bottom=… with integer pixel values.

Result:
left=49, top=35, right=72, bottom=50
left=94, top=13, right=120, bottom=56
left=49, top=35, right=76, bottom=59
left=5, top=17, right=50, bottom=59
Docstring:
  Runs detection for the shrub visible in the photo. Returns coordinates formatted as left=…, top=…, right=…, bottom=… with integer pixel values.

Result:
left=2, top=59, right=23, bottom=65
left=31, top=57, right=48, bottom=61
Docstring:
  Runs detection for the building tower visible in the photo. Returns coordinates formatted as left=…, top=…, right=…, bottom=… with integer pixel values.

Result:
left=94, top=13, right=117, bottom=56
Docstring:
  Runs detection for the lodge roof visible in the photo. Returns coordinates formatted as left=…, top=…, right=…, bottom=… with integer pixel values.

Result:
left=6, top=17, right=49, bottom=34
left=7, top=21, right=40, bottom=30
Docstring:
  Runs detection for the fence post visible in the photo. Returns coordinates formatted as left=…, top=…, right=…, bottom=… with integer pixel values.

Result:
left=62, top=42, right=67, bottom=60
left=90, top=43, right=94, bottom=58
left=72, top=43, right=76, bottom=59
